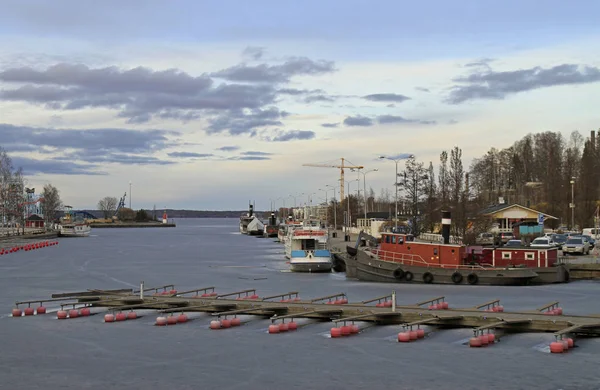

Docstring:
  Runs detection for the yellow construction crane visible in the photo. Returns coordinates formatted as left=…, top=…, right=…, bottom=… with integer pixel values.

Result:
left=302, top=158, right=364, bottom=202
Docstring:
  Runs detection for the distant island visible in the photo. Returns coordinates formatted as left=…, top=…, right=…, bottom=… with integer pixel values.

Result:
left=78, top=209, right=262, bottom=219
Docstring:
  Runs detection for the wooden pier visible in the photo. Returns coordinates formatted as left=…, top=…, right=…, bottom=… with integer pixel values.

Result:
left=10, top=284, right=600, bottom=345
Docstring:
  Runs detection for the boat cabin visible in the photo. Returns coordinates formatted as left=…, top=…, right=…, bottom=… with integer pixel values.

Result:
left=379, top=233, right=466, bottom=266
left=479, top=247, right=559, bottom=268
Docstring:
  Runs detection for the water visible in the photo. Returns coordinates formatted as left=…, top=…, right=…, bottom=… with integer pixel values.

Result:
left=1, top=218, right=600, bottom=390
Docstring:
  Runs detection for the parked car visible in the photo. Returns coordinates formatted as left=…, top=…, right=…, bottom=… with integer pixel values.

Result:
left=497, top=232, right=514, bottom=245
left=562, top=237, right=590, bottom=255
left=552, top=234, right=568, bottom=247
left=475, top=232, right=494, bottom=245
left=530, top=237, right=557, bottom=248
left=504, top=239, right=522, bottom=247
left=581, top=235, right=596, bottom=249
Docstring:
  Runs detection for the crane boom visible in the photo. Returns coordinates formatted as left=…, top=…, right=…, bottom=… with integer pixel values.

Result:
left=302, top=158, right=364, bottom=201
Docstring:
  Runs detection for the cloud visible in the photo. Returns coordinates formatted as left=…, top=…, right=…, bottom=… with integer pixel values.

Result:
left=277, top=88, right=324, bottom=95
left=321, top=122, right=339, bottom=128
left=304, top=94, right=335, bottom=103
left=215, top=145, right=240, bottom=152
left=231, top=156, right=271, bottom=161
left=377, top=115, right=437, bottom=125
left=242, top=46, right=265, bottom=61
left=343, top=115, right=374, bottom=127
left=362, top=93, right=411, bottom=103
left=10, top=156, right=107, bottom=176
left=263, top=130, right=316, bottom=142
left=210, top=57, right=336, bottom=84
left=241, top=151, right=273, bottom=156
left=168, top=152, right=214, bottom=158
left=415, top=87, right=430, bottom=92
left=447, top=63, right=600, bottom=104
left=206, top=107, right=287, bottom=136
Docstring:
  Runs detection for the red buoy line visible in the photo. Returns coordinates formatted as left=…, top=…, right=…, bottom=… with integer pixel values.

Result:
left=0, top=240, right=59, bottom=256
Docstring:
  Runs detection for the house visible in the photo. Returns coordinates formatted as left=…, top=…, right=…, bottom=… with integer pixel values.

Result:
left=25, top=214, right=44, bottom=228
left=479, top=202, right=558, bottom=233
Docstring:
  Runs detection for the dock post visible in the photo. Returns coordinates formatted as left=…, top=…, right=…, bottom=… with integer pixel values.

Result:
left=392, top=290, right=396, bottom=312
left=140, top=281, right=144, bottom=299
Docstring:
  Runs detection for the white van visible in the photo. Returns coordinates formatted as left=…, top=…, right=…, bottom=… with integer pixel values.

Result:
left=582, top=228, right=600, bottom=237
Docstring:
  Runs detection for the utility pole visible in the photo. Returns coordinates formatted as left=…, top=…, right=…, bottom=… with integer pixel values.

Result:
left=570, top=177, right=575, bottom=230
left=129, top=181, right=132, bottom=210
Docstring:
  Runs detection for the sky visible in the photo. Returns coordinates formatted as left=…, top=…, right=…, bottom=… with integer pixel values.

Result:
left=1, top=0, right=600, bottom=211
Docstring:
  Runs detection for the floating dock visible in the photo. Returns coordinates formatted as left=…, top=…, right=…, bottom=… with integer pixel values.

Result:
left=10, top=284, right=598, bottom=353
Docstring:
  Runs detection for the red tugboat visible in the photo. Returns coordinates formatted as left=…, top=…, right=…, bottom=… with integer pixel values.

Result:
left=341, top=211, right=569, bottom=286
left=264, top=212, right=279, bottom=238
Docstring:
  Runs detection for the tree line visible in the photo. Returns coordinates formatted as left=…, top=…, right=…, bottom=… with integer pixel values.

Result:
left=305, top=129, right=600, bottom=236
left=0, top=147, right=62, bottom=232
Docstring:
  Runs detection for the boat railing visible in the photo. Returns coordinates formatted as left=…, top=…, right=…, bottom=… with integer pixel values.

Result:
left=369, top=249, right=492, bottom=270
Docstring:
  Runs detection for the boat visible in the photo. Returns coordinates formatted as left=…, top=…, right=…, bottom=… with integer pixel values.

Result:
left=239, top=203, right=264, bottom=235
left=338, top=212, right=569, bottom=286
left=264, top=212, right=278, bottom=238
left=58, top=206, right=91, bottom=237
left=285, top=219, right=332, bottom=272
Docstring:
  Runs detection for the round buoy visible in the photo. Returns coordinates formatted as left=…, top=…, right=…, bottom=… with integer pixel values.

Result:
left=268, top=324, right=280, bottom=334
left=279, top=322, right=289, bottom=332
left=293, top=297, right=301, bottom=302
left=105, top=313, right=116, bottom=323
left=166, top=316, right=177, bottom=325
left=12, top=308, right=22, bottom=317
left=24, top=307, right=34, bottom=316
left=440, top=302, right=449, bottom=310
left=68, top=309, right=79, bottom=318
left=561, top=339, right=569, bottom=351
left=115, top=312, right=127, bottom=321
left=384, top=301, right=393, bottom=307
left=566, top=338, right=574, bottom=348
left=201, top=293, right=210, bottom=298
left=127, top=311, right=137, bottom=320
left=334, top=299, right=343, bottom=305
left=397, top=332, right=411, bottom=342
left=326, top=301, right=334, bottom=305
left=57, top=310, right=68, bottom=319
left=36, top=306, right=47, bottom=315
left=168, top=290, right=177, bottom=295
left=288, top=321, right=298, bottom=331
left=280, top=298, right=290, bottom=303
left=340, top=325, right=351, bottom=336
left=479, top=335, right=489, bottom=346
left=555, top=307, right=563, bottom=315
left=79, top=307, right=91, bottom=316
left=209, top=292, right=217, bottom=296
left=330, top=327, right=342, bottom=338
left=231, top=318, right=241, bottom=327
left=160, top=291, right=169, bottom=296
left=177, top=314, right=188, bottom=323
left=550, top=341, right=564, bottom=353
left=340, top=298, right=348, bottom=304
left=350, top=324, right=359, bottom=334
left=409, top=330, right=418, bottom=340
left=249, top=294, right=259, bottom=300
left=209, top=320, right=221, bottom=329
left=416, top=329, right=425, bottom=339
left=155, top=316, right=167, bottom=326
left=220, top=319, right=231, bottom=328
left=469, top=337, right=482, bottom=347
left=375, top=303, right=384, bottom=308
left=487, top=333, right=496, bottom=343
left=429, top=304, right=437, bottom=310
left=496, top=305, right=504, bottom=312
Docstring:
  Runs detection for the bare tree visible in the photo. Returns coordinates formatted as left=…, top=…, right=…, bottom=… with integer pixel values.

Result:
left=98, top=196, right=118, bottom=219
left=42, top=184, right=62, bottom=227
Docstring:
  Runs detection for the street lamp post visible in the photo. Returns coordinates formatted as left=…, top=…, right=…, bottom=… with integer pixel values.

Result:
left=129, top=181, right=132, bottom=210
left=570, top=177, right=576, bottom=230
left=325, top=185, right=337, bottom=232
left=379, top=154, right=413, bottom=230
left=340, top=179, right=359, bottom=237
left=360, top=169, right=378, bottom=221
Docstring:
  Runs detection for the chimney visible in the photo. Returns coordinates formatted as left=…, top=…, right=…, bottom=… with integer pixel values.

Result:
left=441, top=210, right=451, bottom=244
left=248, top=203, right=254, bottom=217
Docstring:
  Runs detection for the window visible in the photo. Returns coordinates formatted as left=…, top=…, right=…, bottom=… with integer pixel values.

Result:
left=397, top=237, right=404, bottom=245
left=433, top=248, right=438, bottom=256
left=502, top=252, right=511, bottom=260
left=525, top=252, right=535, bottom=261
left=385, top=235, right=390, bottom=244
left=391, top=236, right=397, bottom=244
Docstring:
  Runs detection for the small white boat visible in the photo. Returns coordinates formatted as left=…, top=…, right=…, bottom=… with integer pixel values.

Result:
left=246, top=216, right=264, bottom=236
left=58, top=206, right=91, bottom=237
left=239, top=203, right=256, bottom=234
left=285, top=219, right=332, bottom=272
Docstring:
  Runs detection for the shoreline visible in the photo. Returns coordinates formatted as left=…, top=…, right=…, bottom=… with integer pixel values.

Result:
left=89, top=223, right=176, bottom=228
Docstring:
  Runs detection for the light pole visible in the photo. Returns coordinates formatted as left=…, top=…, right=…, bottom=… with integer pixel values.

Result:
left=359, top=169, right=378, bottom=221
left=129, top=181, right=132, bottom=210
left=379, top=154, right=413, bottom=230
left=325, top=184, right=337, bottom=232
left=570, top=176, right=576, bottom=230
left=340, top=179, right=359, bottom=237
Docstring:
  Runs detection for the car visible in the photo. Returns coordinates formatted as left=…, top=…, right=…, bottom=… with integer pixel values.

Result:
left=504, top=239, right=522, bottom=247
left=581, top=235, right=596, bottom=249
left=530, top=237, right=556, bottom=248
left=475, top=232, right=494, bottom=245
left=552, top=234, right=568, bottom=247
left=562, top=237, right=590, bottom=255
left=496, top=232, right=514, bottom=245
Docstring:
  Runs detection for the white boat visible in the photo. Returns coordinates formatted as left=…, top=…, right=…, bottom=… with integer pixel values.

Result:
left=239, top=203, right=256, bottom=234
left=58, top=206, right=91, bottom=237
left=246, top=216, right=265, bottom=236
left=285, top=219, right=332, bottom=272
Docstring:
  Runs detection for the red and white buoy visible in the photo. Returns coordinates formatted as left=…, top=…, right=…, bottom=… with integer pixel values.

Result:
left=166, top=316, right=177, bottom=325
left=115, top=312, right=127, bottom=321
left=268, top=324, right=280, bottom=334
left=80, top=307, right=91, bottom=316
left=209, top=320, right=221, bottom=329
left=397, top=332, right=411, bottom=342
left=36, top=306, right=47, bottom=315
left=177, top=314, right=188, bottom=323
left=127, top=311, right=138, bottom=320
left=330, top=327, right=342, bottom=338
left=104, top=313, right=116, bottom=323
left=12, top=308, right=22, bottom=317
left=24, top=307, right=35, bottom=316
left=550, top=341, right=564, bottom=353
left=162, top=210, right=168, bottom=224
left=220, top=319, right=231, bottom=328
left=288, top=321, right=298, bottom=331
left=340, top=325, right=351, bottom=336
left=231, top=317, right=241, bottom=327
left=155, top=316, right=168, bottom=326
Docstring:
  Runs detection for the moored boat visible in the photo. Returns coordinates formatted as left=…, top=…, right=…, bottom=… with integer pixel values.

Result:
left=58, top=206, right=91, bottom=237
left=264, top=212, right=278, bottom=238
left=285, top=219, right=332, bottom=272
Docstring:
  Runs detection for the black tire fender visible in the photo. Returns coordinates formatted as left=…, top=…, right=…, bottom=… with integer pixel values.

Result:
left=451, top=272, right=463, bottom=284
left=423, top=272, right=434, bottom=284
left=404, top=271, right=414, bottom=282
left=467, top=273, right=478, bottom=285
left=392, top=268, right=405, bottom=280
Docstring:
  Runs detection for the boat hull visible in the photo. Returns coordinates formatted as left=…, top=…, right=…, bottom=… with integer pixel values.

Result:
left=290, top=260, right=333, bottom=273
left=344, top=249, right=541, bottom=286
left=264, top=225, right=278, bottom=238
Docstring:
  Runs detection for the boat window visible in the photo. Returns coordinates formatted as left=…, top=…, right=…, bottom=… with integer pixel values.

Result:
left=397, top=237, right=404, bottom=245
left=433, top=248, right=438, bottom=255
left=391, top=236, right=397, bottom=244
left=502, top=252, right=511, bottom=260
left=385, top=235, right=390, bottom=244
left=525, top=252, right=535, bottom=260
